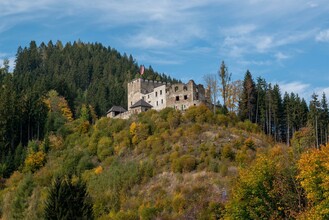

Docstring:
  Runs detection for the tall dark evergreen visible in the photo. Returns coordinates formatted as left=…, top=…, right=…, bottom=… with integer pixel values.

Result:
left=44, top=177, right=94, bottom=220
left=320, top=93, right=329, bottom=145
left=308, top=93, right=321, bottom=148
left=239, top=70, right=257, bottom=122
left=270, top=84, right=283, bottom=141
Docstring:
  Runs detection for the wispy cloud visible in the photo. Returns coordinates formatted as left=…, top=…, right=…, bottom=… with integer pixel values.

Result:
left=278, top=81, right=311, bottom=99
left=0, top=0, right=329, bottom=88
left=275, top=52, right=290, bottom=61
left=316, top=29, right=329, bottom=42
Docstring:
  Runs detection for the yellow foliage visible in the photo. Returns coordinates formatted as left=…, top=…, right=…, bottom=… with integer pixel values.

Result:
left=94, top=166, right=103, bottom=175
left=297, top=144, right=329, bottom=218
left=130, top=122, right=137, bottom=135
left=24, top=151, right=46, bottom=173
left=59, top=98, right=73, bottom=122
left=129, top=122, right=149, bottom=145
left=45, top=90, right=73, bottom=122
left=172, top=193, right=186, bottom=214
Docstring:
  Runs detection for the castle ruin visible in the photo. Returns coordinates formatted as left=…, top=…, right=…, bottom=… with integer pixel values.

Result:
left=107, top=78, right=208, bottom=119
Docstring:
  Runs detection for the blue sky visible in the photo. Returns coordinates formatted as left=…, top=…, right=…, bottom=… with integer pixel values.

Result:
left=0, top=0, right=329, bottom=100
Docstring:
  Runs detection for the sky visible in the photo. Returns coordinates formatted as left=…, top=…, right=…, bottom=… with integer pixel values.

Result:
left=0, top=0, right=329, bottom=100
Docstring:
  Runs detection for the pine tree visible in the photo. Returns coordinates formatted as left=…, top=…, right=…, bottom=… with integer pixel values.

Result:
left=44, top=176, right=94, bottom=220
left=239, top=70, right=257, bottom=122
left=309, top=93, right=321, bottom=148
left=320, top=93, right=329, bottom=145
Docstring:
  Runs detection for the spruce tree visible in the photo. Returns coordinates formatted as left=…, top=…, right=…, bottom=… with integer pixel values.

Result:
left=239, top=70, right=257, bottom=122
left=44, top=176, right=94, bottom=220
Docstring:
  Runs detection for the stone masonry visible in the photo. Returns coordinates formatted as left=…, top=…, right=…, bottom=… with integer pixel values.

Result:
left=107, top=78, right=208, bottom=119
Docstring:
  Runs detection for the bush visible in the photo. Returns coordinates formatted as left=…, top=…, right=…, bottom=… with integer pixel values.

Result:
left=172, top=155, right=197, bottom=173
left=97, top=137, right=114, bottom=161
left=244, top=137, right=255, bottom=150
left=184, top=105, right=213, bottom=123
left=139, top=204, right=160, bottom=220
left=221, top=145, right=235, bottom=161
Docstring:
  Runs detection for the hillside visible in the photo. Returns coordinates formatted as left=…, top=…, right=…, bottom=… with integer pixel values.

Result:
left=0, top=41, right=179, bottom=178
left=1, top=41, right=329, bottom=219
left=0, top=105, right=273, bottom=219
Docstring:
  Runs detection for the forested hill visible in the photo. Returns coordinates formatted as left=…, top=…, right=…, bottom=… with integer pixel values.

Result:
left=14, top=40, right=179, bottom=115
left=0, top=40, right=179, bottom=176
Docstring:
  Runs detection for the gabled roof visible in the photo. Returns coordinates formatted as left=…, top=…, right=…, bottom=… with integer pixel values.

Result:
left=107, top=106, right=127, bottom=113
left=130, top=99, right=153, bottom=108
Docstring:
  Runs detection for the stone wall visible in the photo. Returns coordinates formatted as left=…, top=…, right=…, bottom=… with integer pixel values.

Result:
left=127, top=78, right=168, bottom=109
left=121, top=78, right=207, bottom=119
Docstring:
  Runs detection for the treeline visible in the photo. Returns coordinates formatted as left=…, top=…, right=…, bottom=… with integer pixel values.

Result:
left=236, top=70, right=326, bottom=147
left=0, top=40, right=178, bottom=177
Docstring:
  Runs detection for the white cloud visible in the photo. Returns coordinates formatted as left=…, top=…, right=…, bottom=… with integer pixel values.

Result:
left=278, top=81, right=310, bottom=96
left=277, top=81, right=329, bottom=101
left=127, top=35, right=171, bottom=49
left=316, top=29, right=329, bottom=42
left=275, top=52, right=290, bottom=61
left=256, top=36, right=273, bottom=52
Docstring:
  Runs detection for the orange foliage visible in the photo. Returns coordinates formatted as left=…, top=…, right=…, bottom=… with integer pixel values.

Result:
left=94, top=166, right=103, bottom=175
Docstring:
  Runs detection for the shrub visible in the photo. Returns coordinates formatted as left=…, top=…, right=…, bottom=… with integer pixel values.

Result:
left=221, top=145, right=235, bottom=161
left=97, top=137, right=114, bottom=161
left=244, top=137, right=255, bottom=150
left=139, top=204, right=160, bottom=220
left=172, top=155, right=197, bottom=173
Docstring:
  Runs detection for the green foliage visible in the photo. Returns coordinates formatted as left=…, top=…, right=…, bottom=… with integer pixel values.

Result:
left=0, top=105, right=277, bottom=219
left=139, top=204, right=160, bottom=220
left=10, top=173, right=34, bottom=219
left=172, top=155, right=197, bottom=173
left=44, top=176, right=94, bottom=220
left=97, top=137, right=114, bottom=161
left=225, top=146, right=305, bottom=219
left=291, top=126, right=315, bottom=155
left=221, top=144, right=235, bottom=161
left=86, top=161, right=142, bottom=217
left=184, top=104, right=213, bottom=123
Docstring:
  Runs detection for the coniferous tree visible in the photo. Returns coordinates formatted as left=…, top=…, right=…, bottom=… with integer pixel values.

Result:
left=309, top=93, right=321, bottom=148
left=320, top=93, right=329, bottom=145
left=44, top=177, right=94, bottom=220
left=239, top=70, right=257, bottom=122
left=271, top=84, right=283, bottom=141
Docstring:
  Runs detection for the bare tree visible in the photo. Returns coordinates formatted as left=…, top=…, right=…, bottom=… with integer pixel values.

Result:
left=204, top=73, right=219, bottom=113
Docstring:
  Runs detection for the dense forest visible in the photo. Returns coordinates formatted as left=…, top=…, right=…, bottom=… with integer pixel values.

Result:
left=0, top=41, right=179, bottom=177
left=1, top=41, right=329, bottom=219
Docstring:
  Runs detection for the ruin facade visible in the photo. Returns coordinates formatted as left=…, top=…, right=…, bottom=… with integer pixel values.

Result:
left=107, top=78, right=208, bottom=119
